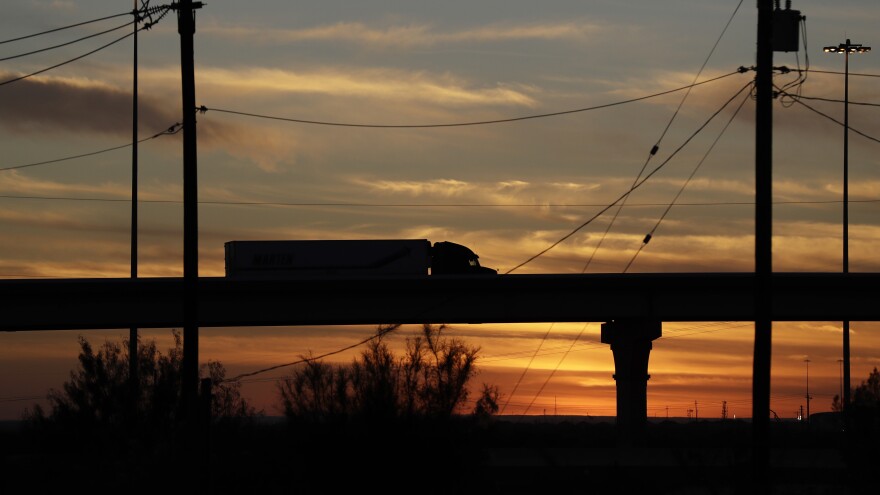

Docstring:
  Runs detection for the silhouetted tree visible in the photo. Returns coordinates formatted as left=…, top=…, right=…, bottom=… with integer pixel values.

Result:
left=851, top=367, right=880, bottom=432
left=201, top=360, right=257, bottom=421
left=351, top=338, right=400, bottom=420
left=853, top=367, right=880, bottom=407
left=26, top=331, right=254, bottom=436
left=277, top=358, right=351, bottom=423
left=472, top=384, right=501, bottom=420
left=278, top=324, right=498, bottom=422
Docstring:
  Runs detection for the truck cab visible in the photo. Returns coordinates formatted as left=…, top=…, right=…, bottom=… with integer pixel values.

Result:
left=431, top=241, right=497, bottom=275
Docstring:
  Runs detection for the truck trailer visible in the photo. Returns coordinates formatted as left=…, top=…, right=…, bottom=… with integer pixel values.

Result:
left=224, top=239, right=497, bottom=279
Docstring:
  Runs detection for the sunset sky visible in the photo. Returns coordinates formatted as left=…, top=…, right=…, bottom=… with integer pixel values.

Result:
left=2, top=0, right=880, bottom=420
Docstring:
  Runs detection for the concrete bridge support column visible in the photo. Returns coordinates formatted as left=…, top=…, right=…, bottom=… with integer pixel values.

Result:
left=601, top=319, right=662, bottom=444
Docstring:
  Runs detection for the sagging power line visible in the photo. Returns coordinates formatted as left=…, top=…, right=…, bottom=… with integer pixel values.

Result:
left=0, top=70, right=745, bottom=174
left=0, top=20, right=134, bottom=62
left=196, top=70, right=746, bottom=129
left=779, top=88, right=880, bottom=145
left=0, top=123, right=181, bottom=172
left=581, top=0, right=745, bottom=274
left=0, top=12, right=132, bottom=45
left=505, top=80, right=755, bottom=274
left=624, top=87, right=752, bottom=272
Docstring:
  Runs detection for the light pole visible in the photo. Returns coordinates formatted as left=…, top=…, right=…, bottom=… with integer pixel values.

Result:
left=823, top=39, right=870, bottom=414
left=804, top=358, right=811, bottom=422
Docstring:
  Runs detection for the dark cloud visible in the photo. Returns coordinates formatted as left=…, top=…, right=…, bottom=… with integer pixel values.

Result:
left=0, top=74, right=242, bottom=144
left=0, top=73, right=175, bottom=135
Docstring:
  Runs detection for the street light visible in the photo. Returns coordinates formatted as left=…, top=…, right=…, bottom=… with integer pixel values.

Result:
left=823, top=39, right=871, bottom=414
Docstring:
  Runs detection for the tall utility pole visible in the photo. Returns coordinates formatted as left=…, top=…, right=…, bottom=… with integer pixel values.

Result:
left=753, top=0, right=774, bottom=487
left=129, top=0, right=140, bottom=418
left=177, top=0, right=203, bottom=422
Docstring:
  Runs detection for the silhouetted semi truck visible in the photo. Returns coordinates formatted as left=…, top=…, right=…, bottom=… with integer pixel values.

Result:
left=224, top=239, right=497, bottom=278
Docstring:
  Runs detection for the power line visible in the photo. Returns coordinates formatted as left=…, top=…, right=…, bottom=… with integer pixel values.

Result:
left=789, top=94, right=880, bottom=108
left=504, top=80, right=754, bottom=274
left=658, top=0, right=744, bottom=146
left=1, top=194, right=875, bottom=208
left=498, top=323, right=556, bottom=415
left=624, top=87, right=752, bottom=272
left=0, top=29, right=140, bottom=87
left=0, top=20, right=133, bottom=62
left=234, top=321, right=739, bottom=386
left=512, top=321, right=751, bottom=416
left=0, top=74, right=745, bottom=174
left=660, top=322, right=752, bottom=341
left=196, top=70, right=745, bottom=129
left=526, top=7, right=746, bottom=402
left=581, top=0, right=744, bottom=274
left=0, top=122, right=181, bottom=172
left=479, top=322, right=741, bottom=364
left=480, top=338, right=601, bottom=364
left=0, top=6, right=172, bottom=88
left=224, top=324, right=402, bottom=383
left=802, top=69, right=880, bottom=78
left=518, top=323, right=591, bottom=416
left=3, top=74, right=745, bottom=178
left=0, top=11, right=132, bottom=45
left=229, top=322, right=762, bottom=409
left=512, top=323, right=747, bottom=415
left=778, top=88, right=880, bottom=145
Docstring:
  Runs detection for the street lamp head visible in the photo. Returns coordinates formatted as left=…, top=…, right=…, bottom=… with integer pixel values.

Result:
left=824, top=41, right=871, bottom=54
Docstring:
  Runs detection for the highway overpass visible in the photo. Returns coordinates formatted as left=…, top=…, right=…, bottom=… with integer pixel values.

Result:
left=1, top=272, right=878, bottom=331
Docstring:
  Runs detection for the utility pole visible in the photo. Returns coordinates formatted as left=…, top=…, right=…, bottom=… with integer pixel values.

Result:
left=129, top=0, right=140, bottom=422
left=176, top=0, right=204, bottom=424
left=753, top=0, right=775, bottom=489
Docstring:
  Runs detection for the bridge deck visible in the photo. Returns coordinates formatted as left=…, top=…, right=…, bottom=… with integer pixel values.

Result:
left=1, top=273, right=877, bottom=331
